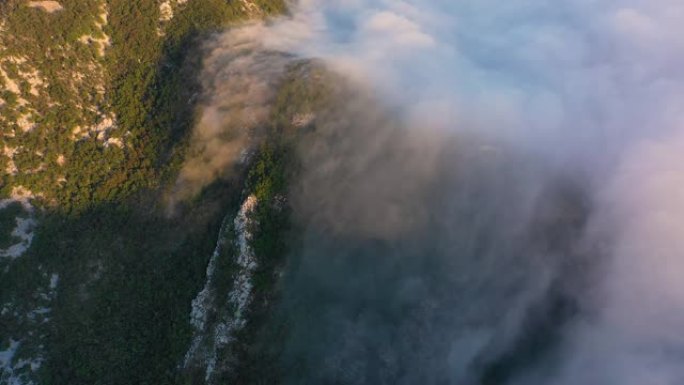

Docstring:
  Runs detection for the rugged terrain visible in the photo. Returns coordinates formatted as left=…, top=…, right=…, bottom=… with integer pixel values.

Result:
left=4, top=1, right=680, bottom=385
left=0, top=1, right=290, bottom=384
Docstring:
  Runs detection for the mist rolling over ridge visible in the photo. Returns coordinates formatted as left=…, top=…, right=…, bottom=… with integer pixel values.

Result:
left=180, top=0, right=684, bottom=383
left=1, top=0, right=682, bottom=384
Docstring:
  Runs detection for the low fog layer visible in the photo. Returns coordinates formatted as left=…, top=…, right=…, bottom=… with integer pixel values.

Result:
left=180, top=0, right=684, bottom=383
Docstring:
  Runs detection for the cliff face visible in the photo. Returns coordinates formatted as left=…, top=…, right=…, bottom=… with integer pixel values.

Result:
left=0, top=2, right=286, bottom=384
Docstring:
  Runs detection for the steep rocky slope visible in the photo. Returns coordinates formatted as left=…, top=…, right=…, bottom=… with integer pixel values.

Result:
left=0, top=1, right=286, bottom=384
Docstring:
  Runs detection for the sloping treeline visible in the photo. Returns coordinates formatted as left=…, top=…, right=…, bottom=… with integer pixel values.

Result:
left=1, top=1, right=286, bottom=385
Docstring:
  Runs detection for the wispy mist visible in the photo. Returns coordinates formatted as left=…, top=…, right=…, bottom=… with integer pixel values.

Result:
left=182, top=0, right=684, bottom=383
left=171, top=27, right=291, bottom=203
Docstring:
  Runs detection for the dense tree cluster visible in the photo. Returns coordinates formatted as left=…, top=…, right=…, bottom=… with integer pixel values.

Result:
left=1, top=2, right=292, bottom=385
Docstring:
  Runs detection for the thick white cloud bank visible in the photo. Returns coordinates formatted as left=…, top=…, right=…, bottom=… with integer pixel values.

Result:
left=260, top=1, right=684, bottom=164
left=547, top=133, right=684, bottom=385
left=245, top=1, right=684, bottom=383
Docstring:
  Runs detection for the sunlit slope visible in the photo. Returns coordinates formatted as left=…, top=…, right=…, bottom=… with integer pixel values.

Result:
left=0, top=1, right=284, bottom=384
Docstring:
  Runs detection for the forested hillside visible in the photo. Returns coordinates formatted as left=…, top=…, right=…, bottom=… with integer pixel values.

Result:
left=3, top=1, right=658, bottom=385
left=0, top=0, right=283, bottom=210
left=0, top=1, right=287, bottom=384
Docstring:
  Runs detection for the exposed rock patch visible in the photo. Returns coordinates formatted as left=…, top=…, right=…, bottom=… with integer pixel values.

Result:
left=27, top=1, right=63, bottom=13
